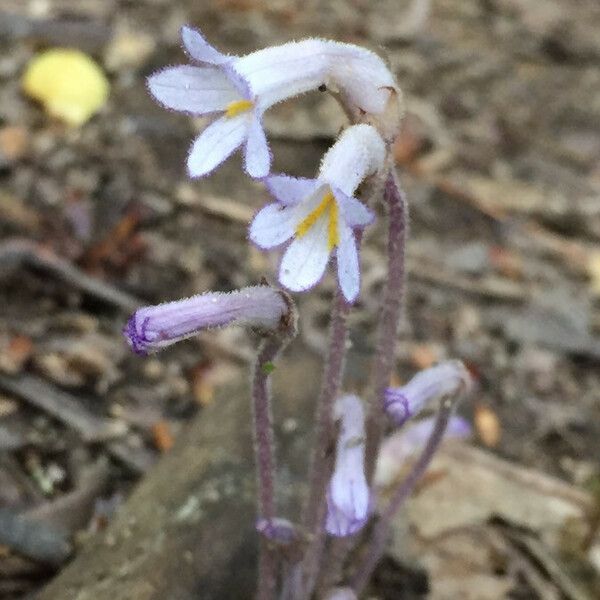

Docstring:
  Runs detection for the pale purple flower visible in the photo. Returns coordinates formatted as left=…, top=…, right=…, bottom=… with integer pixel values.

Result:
left=147, top=26, right=271, bottom=178
left=147, top=26, right=399, bottom=179
left=249, top=124, right=385, bottom=303
left=375, top=415, right=472, bottom=488
left=384, top=360, right=472, bottom=426
left=124, top=285, right=289, bottom=355
left=325, top=395, right=370, bottom=537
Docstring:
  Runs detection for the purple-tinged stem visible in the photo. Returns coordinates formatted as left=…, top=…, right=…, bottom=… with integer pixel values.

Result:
left=252, top=297, right=297, bottom=600
left=364, top=170, right=408, bottom=483
left=299, top=288, right=351, bottom=598
left=253, top=337, right=282, bottom=600
left=351, top=396, right=458, bottom=595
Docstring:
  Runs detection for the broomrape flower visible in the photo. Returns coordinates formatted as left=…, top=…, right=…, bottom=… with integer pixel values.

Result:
left=147, top=26, right=398, bottom=179
left=325, top=394, right=370, bottom=537
left=124, top=285, right=290, bottom=355
left=383, top=360, right=472, bottom=426
left=249, top=124, right=386, bottom=303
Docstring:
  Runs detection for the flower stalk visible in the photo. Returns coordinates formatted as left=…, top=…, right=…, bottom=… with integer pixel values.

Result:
left=351, top=396, right=460, bottom=595
left=364, top=169, right=409, bottom=482
left=298, top=287, right=351, bottom=598
left=252, top=298, right=297, bottom=600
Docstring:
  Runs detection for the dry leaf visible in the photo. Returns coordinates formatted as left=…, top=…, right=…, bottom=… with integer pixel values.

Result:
left=474, top=403, right=502, bottom=448
left=22, top=49, right=109, bottom=126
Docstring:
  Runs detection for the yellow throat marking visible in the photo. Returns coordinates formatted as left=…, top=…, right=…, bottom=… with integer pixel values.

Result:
left=225, top=99, right=254, bottom=118
left=296, top=191, right=339, bottom=251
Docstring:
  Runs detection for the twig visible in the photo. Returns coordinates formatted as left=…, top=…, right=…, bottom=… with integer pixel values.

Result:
left=0, top=239, right=139, bottom=312
left=0, top=373, right=127, bottom=443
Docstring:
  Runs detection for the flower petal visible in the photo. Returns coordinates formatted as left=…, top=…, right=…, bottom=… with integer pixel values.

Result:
left=235, top=39, right=328, bottom=105
left=336, top=221, right=360, bottom=303
left=187, top=115, right=248, bottom=178
left=333, top=187, right=375, bottom=228
left=319, top=125, right=386, bottom=196
left=181, top=26, right=233, bottom=65
left=279, top=214, right=330, bottom=292
left=265, top=175, right=320, bottom=207
left=249, top=204, right=298, bottom=249
left=326, top=395, right=370, bottom=537
left=244, top=115, right=271, bottom=178
left=147, top=65, right=240, bottom=115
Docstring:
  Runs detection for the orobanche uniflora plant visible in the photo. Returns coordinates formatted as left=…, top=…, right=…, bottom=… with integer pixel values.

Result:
left=125, top=26, right=473, bottom=600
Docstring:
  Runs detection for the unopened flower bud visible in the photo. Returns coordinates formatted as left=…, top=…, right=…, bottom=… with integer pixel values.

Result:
left=325, top=395, right=370, bottom=537
left=384, top=360, right=472, bottom=427
left=125, top=286, right=292, bottom=355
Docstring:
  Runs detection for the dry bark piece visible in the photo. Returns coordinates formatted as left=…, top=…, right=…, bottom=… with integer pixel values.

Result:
left=0, top=373, right=127, bottom=443
left=0, top=509, right=72, bottom=567
left=36, top=381, right=260, bottom=600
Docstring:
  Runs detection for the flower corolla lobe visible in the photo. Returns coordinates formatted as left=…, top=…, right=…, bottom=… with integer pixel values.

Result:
left=249, top=124, right=385, bottom=302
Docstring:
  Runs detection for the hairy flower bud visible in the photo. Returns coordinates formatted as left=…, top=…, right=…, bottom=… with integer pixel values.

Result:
left=325, top=395, right=370, bottom=537
left=125, top=286, right=292, bottom=355
left=384, top=360, right=472, bottom=427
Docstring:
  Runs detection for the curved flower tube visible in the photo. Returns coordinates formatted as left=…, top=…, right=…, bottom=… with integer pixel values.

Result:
left=124, top=285, right=290, bottom=355
left=325, top=394, right=370, bottom=537
left=383, top=360, right=472, bottom=427
left=249, top=124, right=385, bottom=302
left=147, top=26, right=398, bottom=179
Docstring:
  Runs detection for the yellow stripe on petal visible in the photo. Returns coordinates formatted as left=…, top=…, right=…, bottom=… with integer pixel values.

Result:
left=225, top=99, right=254, bottom=118
left=328, top=199, right=339, bottom=251
left=295, top=190, right=339, bottom=250
left=296, top=191, right=333, bottom=238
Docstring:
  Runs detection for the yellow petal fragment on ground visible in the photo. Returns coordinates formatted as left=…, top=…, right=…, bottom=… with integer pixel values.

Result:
left=22, top=49, right=110, bottom=126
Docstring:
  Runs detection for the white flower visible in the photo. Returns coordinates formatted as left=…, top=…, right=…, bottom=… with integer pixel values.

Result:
left=147, top=27, right=398, bottom=179
left=249, top=124, right=386, bottom=303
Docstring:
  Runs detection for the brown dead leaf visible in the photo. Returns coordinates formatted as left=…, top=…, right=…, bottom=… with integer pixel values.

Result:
left=152, top=421, right=174, bottom=453
left=409, top=343, right=440, bottom=370
left=0, top=126, right=29, bottom=161
left=489, top=245, right=523, bottom=280
left=393, top=113, right=429, bottom=165
left=0, top=334, right=34, bottom=375
left=474, top=403, right=502, bottom=448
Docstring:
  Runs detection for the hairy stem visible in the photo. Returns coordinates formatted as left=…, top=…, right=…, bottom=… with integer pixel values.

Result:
left=351, top=396, right=459, bottom=594
left=299, top=288, right=351, bottom=598
left=364, top=170, right=408, bottom=482
left=252, top=298, right=297, bottom=600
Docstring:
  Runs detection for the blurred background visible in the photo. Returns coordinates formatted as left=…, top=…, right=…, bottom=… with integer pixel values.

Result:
left=0, top=0, right=599, bottom=598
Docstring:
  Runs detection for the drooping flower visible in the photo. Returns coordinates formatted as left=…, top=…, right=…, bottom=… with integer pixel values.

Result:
left=325, top=395, right=370, bottom=537
left=124, top=285, right=291, bottom=355
left=383, top=361, right=472, bottom=427
left=147, top=26, right=399, bottom=179
left=249, top=124, right=385, bottom=302
left=375, top=415, right=472, bottom=488
left=147, top=27, right=272, bottom=178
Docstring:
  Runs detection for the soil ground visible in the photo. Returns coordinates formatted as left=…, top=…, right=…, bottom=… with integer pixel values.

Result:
left=0, top=0, right=599, bottom=598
